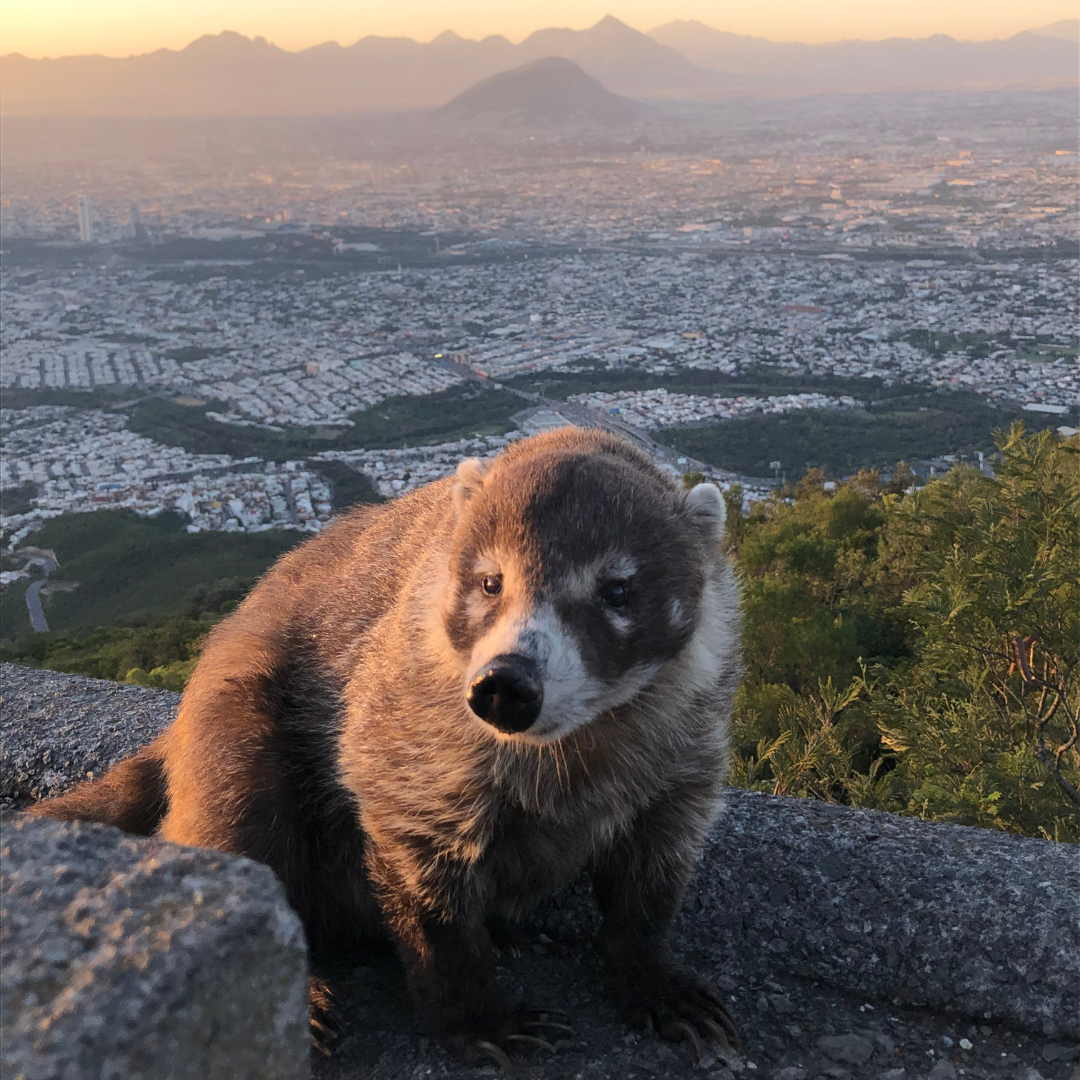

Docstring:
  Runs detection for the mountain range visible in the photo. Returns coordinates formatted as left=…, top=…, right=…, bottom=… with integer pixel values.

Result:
left=1, top=15, right=1076, bottom=117
left=650, top=19, right=1080, bottom=91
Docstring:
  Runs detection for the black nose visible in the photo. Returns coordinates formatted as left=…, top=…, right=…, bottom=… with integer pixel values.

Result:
left=467, top=654, right=544, bottom=733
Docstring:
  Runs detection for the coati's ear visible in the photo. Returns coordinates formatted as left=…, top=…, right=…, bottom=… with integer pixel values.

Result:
left=452, top=457, right=489, bottom=516
left=684, top=482, right=726, bottom=541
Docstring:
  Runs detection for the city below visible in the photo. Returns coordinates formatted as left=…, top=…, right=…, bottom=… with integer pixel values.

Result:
left=1, top=88, right=1077, bottom=561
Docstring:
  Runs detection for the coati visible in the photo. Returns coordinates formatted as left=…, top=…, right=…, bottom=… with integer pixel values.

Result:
left=34, top=428, right=743, bottom=1061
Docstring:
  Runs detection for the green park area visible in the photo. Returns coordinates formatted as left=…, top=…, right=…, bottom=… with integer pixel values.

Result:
left=657, top=391, right=1030, bottom=478
left=122, top=382, right=522, bottom=460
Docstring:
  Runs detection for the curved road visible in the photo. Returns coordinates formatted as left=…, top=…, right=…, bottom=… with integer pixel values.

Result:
left=23, top=556, right=56, bottom=633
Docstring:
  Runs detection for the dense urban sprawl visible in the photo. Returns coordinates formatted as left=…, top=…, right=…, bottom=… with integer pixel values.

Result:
left=1, top=90, right=1077, bottom=555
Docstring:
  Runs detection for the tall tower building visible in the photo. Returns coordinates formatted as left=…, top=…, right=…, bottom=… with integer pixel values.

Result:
left=77, top=195, right=94, bottom=243
left=127, top=203, right=146, bottom=241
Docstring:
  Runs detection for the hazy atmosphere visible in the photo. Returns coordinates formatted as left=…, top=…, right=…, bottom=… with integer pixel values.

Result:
left=2, top=3, right=1078, bottom=1078
left=5, top=0, right=1079, bottom=56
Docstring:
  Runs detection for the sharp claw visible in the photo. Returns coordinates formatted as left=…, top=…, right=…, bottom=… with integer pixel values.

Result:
left=715, top=1008, right=741, bottom=1049
left=475, top=1040, right=514, bottom=1074
left=507, top=1033, right=557, bottom=1051
left=699, top=1016, right=731, bottom=1053
left=311, top=1037, right=333, bottom=1057
left=672, top=1019, right=707, bottom=1062
left=523, top=1020, right=575, bottom=1036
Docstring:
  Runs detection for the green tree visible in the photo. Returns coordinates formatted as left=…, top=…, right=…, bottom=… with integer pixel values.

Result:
left=870, top=424, right=1079, bottom=839
left=728, top=466, right=911, bottom=804
left=725, top=425, right=1079, bottom=841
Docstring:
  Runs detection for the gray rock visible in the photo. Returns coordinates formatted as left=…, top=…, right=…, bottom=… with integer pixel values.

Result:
left=773, top=1068, right=807, bottom=1080
left=927, top=1060, right=957, bottom=1080
left=817, top=1066, right=851, bottom=1079
left=879, top=1069, right=906, bottom=1080
left=1, top=812, right=310, bottom=1080
left=816, top=1034, right=875, bottom=1065
left=0, top=663, right=177, bottom=808
left=688, top=790, right=1080, bottom=1039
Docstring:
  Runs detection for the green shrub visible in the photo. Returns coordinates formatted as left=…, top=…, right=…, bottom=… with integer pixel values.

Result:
left=727, top=424, right=1079, bottom=840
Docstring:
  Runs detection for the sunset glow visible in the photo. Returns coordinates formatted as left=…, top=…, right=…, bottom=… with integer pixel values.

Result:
left=2, top=0, right=1075, bottom=58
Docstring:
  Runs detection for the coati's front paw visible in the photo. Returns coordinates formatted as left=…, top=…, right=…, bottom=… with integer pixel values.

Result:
left=611, top=961, right=739, bottom=1061
left=424, top=994, right=572, bottom=1068
left=308, top=973, right=348, bottom=1056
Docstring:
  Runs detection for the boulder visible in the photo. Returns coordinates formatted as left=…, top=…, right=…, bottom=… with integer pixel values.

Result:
left=0, top=812, right=310, bottom=1080
left=687, top=790, right=1080, bottom=1039
left=0, top=663, right=177, bottom=809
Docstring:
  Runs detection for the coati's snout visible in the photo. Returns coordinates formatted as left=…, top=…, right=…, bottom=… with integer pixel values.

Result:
left=466, top=653, right=543, bottom=733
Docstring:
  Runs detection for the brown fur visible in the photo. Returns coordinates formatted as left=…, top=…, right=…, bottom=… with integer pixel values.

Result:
left=33, top=429, right=743, bottom=1054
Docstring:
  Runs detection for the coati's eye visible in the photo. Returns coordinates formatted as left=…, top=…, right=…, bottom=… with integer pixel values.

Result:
left=480, top=575, right=503, bottom=597
left=598, top=579, right=630, bottom=609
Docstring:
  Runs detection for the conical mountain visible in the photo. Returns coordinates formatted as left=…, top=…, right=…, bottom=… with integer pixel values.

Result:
left=435, top=56, right=638, bottom=125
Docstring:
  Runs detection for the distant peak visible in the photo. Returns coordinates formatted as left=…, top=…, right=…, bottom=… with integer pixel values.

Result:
left=430, top=30, right=466, bottom=45
left=436, top=53, right=638, bottom=125
left=590, top=14, right=637, bottom=34
left=182, top=31, right=273, bottom=53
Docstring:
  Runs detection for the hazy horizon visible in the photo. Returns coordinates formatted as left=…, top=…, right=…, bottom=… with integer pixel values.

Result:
left=4, top=3, right=1077, bottom=59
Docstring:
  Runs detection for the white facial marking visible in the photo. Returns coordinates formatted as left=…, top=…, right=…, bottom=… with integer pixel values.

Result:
left=471, top=552, right=501, bottom=577
left=465, top=601, right=657, bottom=744
left=606, top=554, right=639, bottom=581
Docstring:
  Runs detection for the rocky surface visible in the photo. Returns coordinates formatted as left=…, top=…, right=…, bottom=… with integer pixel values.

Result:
left=0, top=663, right=178, bottom=808
left=4, top=663, right=1078, bottom=1080
left=686, top=792, right=1080, bottom=1039
left=1, top=812, right=310, bottom=1080
left=309, top=924, right=1080, bottom=1080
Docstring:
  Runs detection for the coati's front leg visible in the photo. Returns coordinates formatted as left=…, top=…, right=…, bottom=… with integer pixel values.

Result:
left=365, top=843, right=553, bottom=1063
left=592, top=803, right=740, bottom=1058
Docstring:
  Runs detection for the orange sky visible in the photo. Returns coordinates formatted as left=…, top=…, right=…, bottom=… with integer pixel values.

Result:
left=1, top=0, right=1074, bottom=58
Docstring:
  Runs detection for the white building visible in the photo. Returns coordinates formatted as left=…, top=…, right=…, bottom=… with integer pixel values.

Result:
left=77, top=195, right=94, bottom=244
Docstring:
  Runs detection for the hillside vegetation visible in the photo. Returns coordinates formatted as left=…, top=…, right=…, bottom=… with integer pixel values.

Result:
left=1, top=510, right=302, bottom=688
left=725, top=423, right=1079, bottom=840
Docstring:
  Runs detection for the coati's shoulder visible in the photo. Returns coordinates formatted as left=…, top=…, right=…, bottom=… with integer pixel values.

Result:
left=201, top=478, right=460, bottom=668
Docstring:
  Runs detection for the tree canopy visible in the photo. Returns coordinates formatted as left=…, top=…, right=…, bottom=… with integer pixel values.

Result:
left=726, top=423, right=1079, bottom=841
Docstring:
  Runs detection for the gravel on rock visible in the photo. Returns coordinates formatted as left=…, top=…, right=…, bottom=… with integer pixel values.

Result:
left=818, top=1034, right=876, bottom=1065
